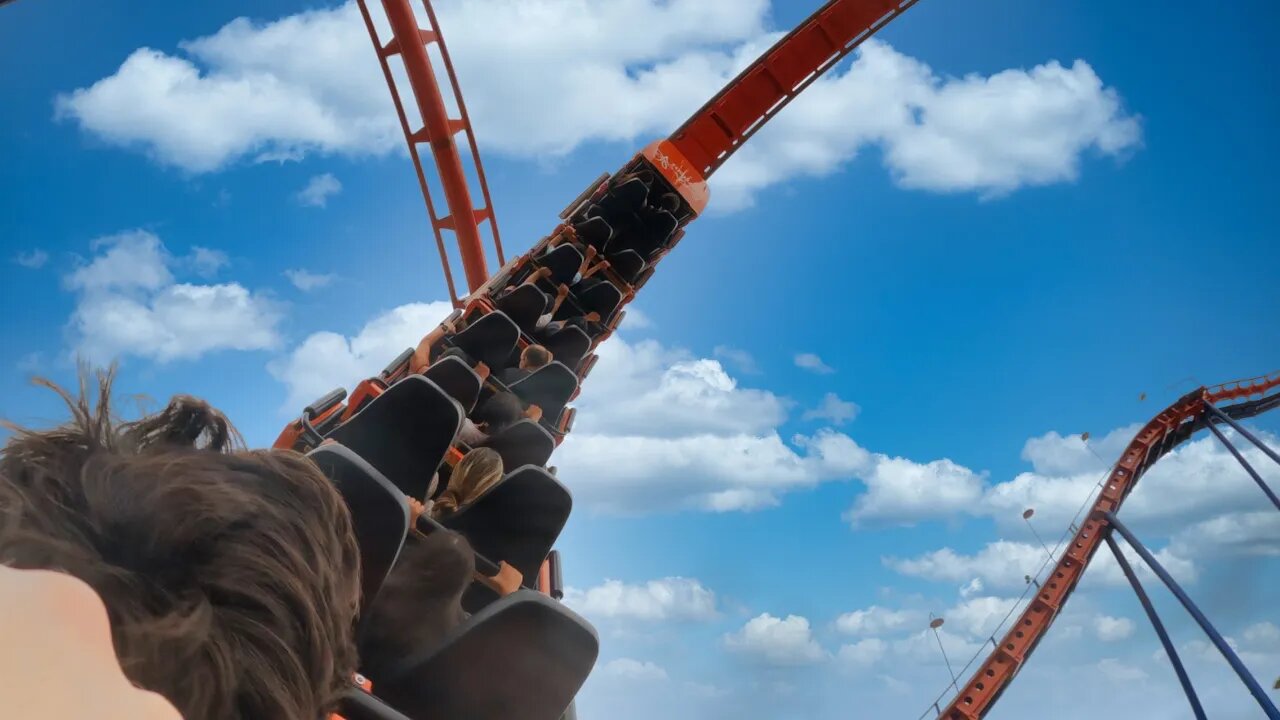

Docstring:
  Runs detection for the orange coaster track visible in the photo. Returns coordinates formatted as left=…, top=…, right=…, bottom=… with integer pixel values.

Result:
left=936, top=372, right=1280, bottom=719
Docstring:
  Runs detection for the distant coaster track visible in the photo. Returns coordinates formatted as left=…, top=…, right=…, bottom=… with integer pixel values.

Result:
left=933, top=373, right=1280, bottom=719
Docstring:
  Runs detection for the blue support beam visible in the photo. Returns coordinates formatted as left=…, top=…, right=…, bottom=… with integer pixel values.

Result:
left=1103, top=511, right=1280, bottom=719
left=1104, top=532, right=1206, bottom=720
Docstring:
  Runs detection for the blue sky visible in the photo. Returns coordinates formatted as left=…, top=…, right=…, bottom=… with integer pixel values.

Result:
left=2, top=1, right=1278, bottom=718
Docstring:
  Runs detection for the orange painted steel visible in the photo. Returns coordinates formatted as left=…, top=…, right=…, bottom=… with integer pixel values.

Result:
left=359, top=0, right=503, bottom=304
left=938, top=375, right=1279, bottom=719
left=668, top=0, right=919, bottom=178
left=1205, top=370, right=1280, bottom=404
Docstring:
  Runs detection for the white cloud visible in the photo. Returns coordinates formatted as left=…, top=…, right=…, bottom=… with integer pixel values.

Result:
left=836, top=638, right=886, bottom=668
left=944, top=596, right=1020, bottom=638
left=558, top=426, right=870, bottom=513
left=845, top=456, right=986, bottom=526
left=710, top=40, right=1140, bottom=208
left=556, top=336, right=875, bottom=513
left=1168, top=511, right=1280, bottom=558
left=1241, top=621, right=1280, bottom=648
left=56, top=2, right=1138, bottom=211
left=724, top=613, right=827, bottom=667
left=66, top=230, right=173, bottom=293
left=54, top=3, right=397, bottom=173
left=601, top=658, right=668, bottom=682
left=834, top=606, right=921, bottom=636
left=713, top=345, right=759, bottom=375
left=296, top=172, right=342, bottom=207
left=1020, top=426, right=1138, bottom=476
left=620, top=307, right=652, bottom=330
left=1094, top=615, right=1135, bottom=642
left=187, top=246, right=229, bottom=278
left=887, top=538, right=1199, bottom=592
left=959, top=577, right=984, bottom=599
left=794, top=352, right=834, bottom=374
left=284, top=268, right=336, bottom=292
left=575, top=338, right=787, bottom=438
left=983, top=427, right=1280, bottom=540
left=268, top=300, right=452, bottom=411
left=1096, top=657, right=1147, bottom=682
left=64, top=230, right=281, bottom=363
left=13, top=249, right=49, bottom=269
left=803, top=393, right=860, bottom=425
left=563, top=577, right=717, bottom=622
left=891, top=628, right=982, bottom=666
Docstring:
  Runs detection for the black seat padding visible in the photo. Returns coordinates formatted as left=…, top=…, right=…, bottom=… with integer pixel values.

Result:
left=379, top=590, right=599, bottom=720
left=572, top=215, right=612, bottom=249
left=575, top=279, right=622, bottom=319
left=307, top=444, right=407, bottom=618
left=328, top=375, right=462, bottom=500
left=598, top=177, right=648, bottom=219
left=542, top=325, right=590, bottom=370
left=494, top=283, right=548, bottom=332
left=483, top=419, right=556, bottom=469
left=537, top=243, right=584, bottom=284
left=606, top=249, right=646, bottom=284
left=421, top=355, right=481, bottom=414
left=509, top=362, right=577, bottom=421
left=441, top=464, right=571, bottom=587
left=451, top=311, right=520, bottom=369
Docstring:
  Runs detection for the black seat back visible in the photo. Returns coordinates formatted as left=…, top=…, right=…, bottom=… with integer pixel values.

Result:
left=572, top=215, right=612, bottom=250
left=307, top=444, right=407, bottom=619
left=452, top=311, right=520, bottom=368
left=598, top=176, right=648, bottom=220
left=328, top=375, right=462, bottom=499
left=494, top=283, right=548, bottom=333
left=483, top=419, right=556, bottom=469
left=380, top=591, right=599, bottom=720
left=606, top=249, right=646, bottom=284
left=538, top=244, right=584, bottom=284
left=421, top=356, right=481, bottom=414
left=542, top=325, right=590, bottom=370
left=441, top=464, right=571, bottom=586
left=509, top=362, right=578, bottom=421
left=576, top=279, right=622, bottom=319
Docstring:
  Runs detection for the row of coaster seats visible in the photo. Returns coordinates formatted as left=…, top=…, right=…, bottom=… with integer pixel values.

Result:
left=313, top=162, right=693, bottom=720
left=315, top=443, right=594, bottom=720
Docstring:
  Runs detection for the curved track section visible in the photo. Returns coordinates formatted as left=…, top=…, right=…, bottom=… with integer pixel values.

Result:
left=938, top=373, right=1280, bottom=719
left=670, top=0, right=918, bottom=177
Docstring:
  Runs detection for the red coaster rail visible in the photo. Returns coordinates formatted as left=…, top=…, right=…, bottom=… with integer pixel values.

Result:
left=357, top=0, right=504, bottom=306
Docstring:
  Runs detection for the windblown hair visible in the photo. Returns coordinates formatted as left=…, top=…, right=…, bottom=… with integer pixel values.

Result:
left=520, top=344, right=553, bottom=371
left=358, top=528, right=474, bottom=680
left=431, top=447, right=504, bottom=518
left=472, top=392, right=524, bottom=435
left=0, top=369, right=361, bottom=720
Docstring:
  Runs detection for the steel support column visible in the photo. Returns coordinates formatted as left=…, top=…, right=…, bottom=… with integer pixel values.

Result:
left=1103, top=511, right=1279, bottom=719
left=1103, top=532, right=1206, bottom=720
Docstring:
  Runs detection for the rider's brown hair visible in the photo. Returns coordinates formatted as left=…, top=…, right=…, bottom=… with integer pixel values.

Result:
left=0, top=369, right=361, bottom=720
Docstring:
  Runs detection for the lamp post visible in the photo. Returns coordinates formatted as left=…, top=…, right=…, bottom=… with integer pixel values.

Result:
left=929, top=615, right=958, bottom=693
left=1022, top=508, right=1056, bottom=564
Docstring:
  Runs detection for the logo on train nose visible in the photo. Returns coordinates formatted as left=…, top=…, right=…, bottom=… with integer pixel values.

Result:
left=651, top=148, right=694, bottom=188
